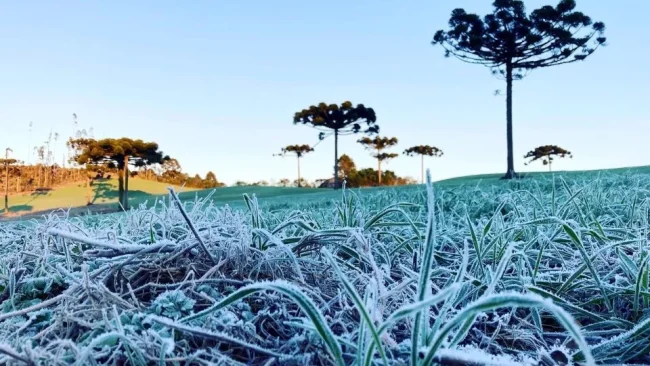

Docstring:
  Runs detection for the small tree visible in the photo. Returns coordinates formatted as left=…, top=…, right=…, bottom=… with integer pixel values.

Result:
left=432, top=0, right=606, bottom=179
left=524, top=145, right=572, bottom=171
left=279, top=178, right=291, bottom=187
left=275, top=144, right=314, bottom=188
left=338, top=154, right=357, bottom=179
left=293, top=178, right=310, bottom=188
left=294, top=101, right=378, bottom=189
left=357, top=136, right=399, bottom=185
left=403, top=145, right=444, bottom=184
left=69, top=138, right=167, bottom=209
left=204, top=171, right=223, bottom=188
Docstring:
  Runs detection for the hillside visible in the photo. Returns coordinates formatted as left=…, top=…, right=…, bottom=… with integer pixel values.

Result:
left=0, top=178, right=337, bottom=221
left=1, top=178, right=197, bottom=219
left=3, top=164, right=650, bottom=221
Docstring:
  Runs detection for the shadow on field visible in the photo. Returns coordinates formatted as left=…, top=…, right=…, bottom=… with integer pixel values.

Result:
left=89, top=179, right=157, bottom=206
left=31, top=188, right=53, bottom=196
left=92, top=180, right=117, bottom=204
left=7, top=204, right=33, bottom=213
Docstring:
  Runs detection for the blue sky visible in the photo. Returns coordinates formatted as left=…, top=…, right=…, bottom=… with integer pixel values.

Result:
left=1, top=1, right=648, bottom=185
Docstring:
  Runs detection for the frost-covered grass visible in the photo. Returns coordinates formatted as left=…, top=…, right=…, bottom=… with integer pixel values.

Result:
left=1, top=170, right=650, bottom=365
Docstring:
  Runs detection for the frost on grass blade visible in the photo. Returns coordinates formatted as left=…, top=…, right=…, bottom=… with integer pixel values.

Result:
left=424, top=292, right=595, bottom=366
left=180, top=280, right=344, bottom=366
left=0, top=171, right=649, bottom=364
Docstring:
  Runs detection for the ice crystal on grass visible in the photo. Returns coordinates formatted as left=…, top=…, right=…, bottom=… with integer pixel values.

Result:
left=1, top=170, right=650, bottom=364
left=150, top=290, right=196, bottom=320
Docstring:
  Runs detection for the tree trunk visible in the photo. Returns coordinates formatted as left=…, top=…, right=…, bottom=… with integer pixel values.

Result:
left=421, top=155, right=424, bottom=184
left=118, top=164, right=124, bottom=208
left=86, top=174, right=92, bottom=205
left=4, top=161, right=8, bottom=213
left=503, top=61, right=517, bottom=179
left=333, top=130, right=339, bottom=189
left=378, top=158, right=382, bottom=185
left=297, top=157, right=301, bottom=188
left=123, top=156, right=129, bottom=210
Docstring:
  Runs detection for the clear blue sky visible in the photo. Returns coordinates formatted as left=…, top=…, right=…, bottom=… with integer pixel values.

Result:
left=1, top=1, right=648, bottom=185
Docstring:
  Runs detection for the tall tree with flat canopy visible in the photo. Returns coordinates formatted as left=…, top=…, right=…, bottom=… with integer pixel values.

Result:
left=403, top=145, right=444, bottom=184
left=294, top=101, right=378, bottom=189
left=69, top=137, right=167, bottom=209
left=358, top=136, right=399, bottom=185
left=275, top=144, right=313, bottom=188
left=524, top=144, right=572, bottom=171
left=432, top=0, right=606, bottom=179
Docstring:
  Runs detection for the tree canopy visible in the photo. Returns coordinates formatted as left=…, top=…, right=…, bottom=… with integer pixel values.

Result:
left=403, top=145, right=444, bottom=158
left=338, top=154, right=356, bottom=178
left=375, top=153, right=399, bottom=162
left=279, top=144, right=314, bottom=158
left=524, top=145, right=572, bottom=171
left=205, top=171, right=217, bottom=183
left=0, top=159, right=18, bottom=166
left=294, top=102, right=378, bottom=139
left=432, top=0, right=606, bottom=75
left=69, top=138, right=167, bottom=169
left=203, top=171, right=225, bottom=188
left=357, top=136, right=398, bottom=152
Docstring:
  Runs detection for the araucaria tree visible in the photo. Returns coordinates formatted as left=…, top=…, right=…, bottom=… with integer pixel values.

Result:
left=276, top=144, right=314, bottom=188
left=69, top=138, right=167, bottom=209
left=432, top=0, right=606, bottom=179
left=403, top=145, right=444, bottom=184
left=358, top=136, right=398, bottom=185
left=294, top=101, right=378, bottom=189
left=524, top=144, right=572, bottom=171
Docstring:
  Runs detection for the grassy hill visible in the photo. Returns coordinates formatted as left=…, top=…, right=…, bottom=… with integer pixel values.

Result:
left=0, top=178, right=340, bottom=220
left=3, top=164, right=650, bottom=221
left=1, top=179, right=195, bottom=218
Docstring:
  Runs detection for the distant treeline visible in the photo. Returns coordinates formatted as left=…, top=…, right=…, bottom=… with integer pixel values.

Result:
left=135, top=158, right=225, bottom=189
left=0, top=160, right=225, bottom=195
left=0, top=164, right=87, bottom=194
left=233, top=154, right=416, bottom=188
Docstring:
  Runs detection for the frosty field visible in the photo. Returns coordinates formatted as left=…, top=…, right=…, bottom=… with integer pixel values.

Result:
left=1, top=170, right=649, bottom=365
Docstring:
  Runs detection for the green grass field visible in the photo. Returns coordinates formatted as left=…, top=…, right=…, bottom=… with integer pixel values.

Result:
left=1, top=178, right=197, bottom=217
left=3, top=164, right=650, bottom=222
left=0, top=178, right=348, bottom=221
